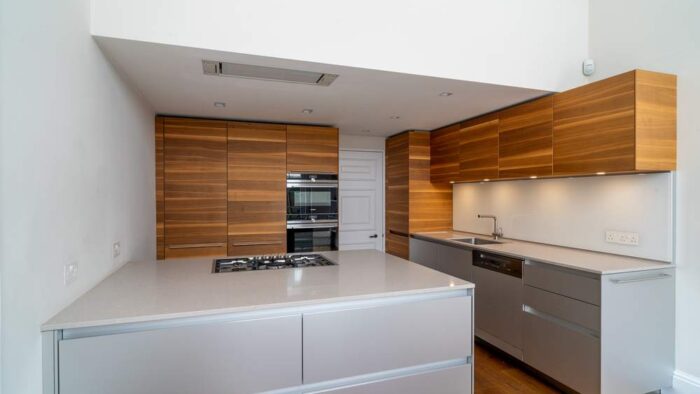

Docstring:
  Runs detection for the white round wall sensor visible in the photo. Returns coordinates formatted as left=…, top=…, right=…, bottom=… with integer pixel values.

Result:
left=582, top=59, right=596, bottom=76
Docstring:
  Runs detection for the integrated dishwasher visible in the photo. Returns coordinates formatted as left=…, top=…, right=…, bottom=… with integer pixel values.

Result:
left=472, top=251, right=524, bottom=359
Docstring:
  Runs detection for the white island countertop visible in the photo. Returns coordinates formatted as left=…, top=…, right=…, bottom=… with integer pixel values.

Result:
left=42, top=250, right=471, bottom=331
left=412, top=230, right=672, bottom=275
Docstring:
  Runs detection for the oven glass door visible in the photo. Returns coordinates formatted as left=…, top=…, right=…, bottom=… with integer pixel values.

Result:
left=287, top=227, right=338, bottom=252
left=287, top=186, right=338, bottom=221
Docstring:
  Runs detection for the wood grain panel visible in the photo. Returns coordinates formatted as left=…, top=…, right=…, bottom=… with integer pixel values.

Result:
left=227, top=121, right=287, bottom=256
left=430, top=124, right=461, bottom=183
left=385, top=133, right=409, bottom=258
left=553, top=71, right=636, bottom=175
left=635, top=70, right=677, bottom=171
left=499, top=96, right=553, bottom=178
left=409, top=131, right=452, bottom=233
left=459, top=114, right=500, bottom=181
left=155, top=116, right=165, bottom=259
left=287, top=125, right=339, bottom=173
left=164, top=117, right=228, bottom=258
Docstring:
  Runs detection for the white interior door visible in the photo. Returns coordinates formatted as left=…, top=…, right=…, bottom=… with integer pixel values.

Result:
left=338, top=150, right=384, bottom=251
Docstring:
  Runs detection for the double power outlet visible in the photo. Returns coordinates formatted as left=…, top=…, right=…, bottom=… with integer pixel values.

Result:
left=605, top=230, right=639, bottom=246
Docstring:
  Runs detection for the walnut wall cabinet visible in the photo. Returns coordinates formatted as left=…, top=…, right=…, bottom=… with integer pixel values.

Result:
left=156, top=117, right=339, bottom=259
left=429, top=69, right=677, bottom=183
left=386, top=131, right=452, bottom=259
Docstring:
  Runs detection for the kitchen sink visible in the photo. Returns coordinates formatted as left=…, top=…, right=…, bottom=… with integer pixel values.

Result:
left=450, top=237, right=502, bottom=245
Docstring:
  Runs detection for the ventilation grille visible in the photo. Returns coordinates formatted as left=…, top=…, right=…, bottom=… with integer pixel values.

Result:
left=202, top=60, right=338, bottom=86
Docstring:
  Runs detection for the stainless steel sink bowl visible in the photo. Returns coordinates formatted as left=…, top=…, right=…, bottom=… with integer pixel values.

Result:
left=450, top=237, right=502, bottom=245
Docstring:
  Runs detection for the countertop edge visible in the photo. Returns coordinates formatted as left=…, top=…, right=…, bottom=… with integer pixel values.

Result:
left=41, top=283, right=473, bottom=332
left=410, top=232, right=674, bottom=275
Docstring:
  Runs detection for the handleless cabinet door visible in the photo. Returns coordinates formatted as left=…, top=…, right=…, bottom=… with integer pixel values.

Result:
left=287, top=125, right=339, bottom=173
left=227, top=122, right=287, bottom=256
left=385, top=133, right=409, bottom=258
left=472, top=266, right=523, bottom=353
left=303, top=296, right=472, bottom=383
left=430, top=124, right=461, bottom=183
left=459, top=114, right=499, bottom=182
left=163, top=118, right=228, bottom=258
left=306, top=364, right=471, bottom=394
left=59, top=315, right=302, bottom=394
left=498, top=96, right=553, bottom=178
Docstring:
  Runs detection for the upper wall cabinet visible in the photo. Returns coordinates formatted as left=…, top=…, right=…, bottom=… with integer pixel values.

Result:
left=287, top=125, right=339, bottom=174
left=459, top=114, right=500, bottom=182
left=430, top=124, right=461, bottom=183
left=499, top=96, right=553, bottom=178
left=553, top=70, right=676, bottom=175
left=163, top=118, right=228, bottom=258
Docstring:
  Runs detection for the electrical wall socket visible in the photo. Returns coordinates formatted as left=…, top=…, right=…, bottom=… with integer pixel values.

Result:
left=64, top=262, right=78, bottom=285
left=113, top=241, right=121, bottom=258
left=605, top=230, right=639, bottom=246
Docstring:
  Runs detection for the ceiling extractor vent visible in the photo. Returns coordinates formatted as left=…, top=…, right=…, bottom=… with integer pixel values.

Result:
left=202, top=60, right=338, bottom=86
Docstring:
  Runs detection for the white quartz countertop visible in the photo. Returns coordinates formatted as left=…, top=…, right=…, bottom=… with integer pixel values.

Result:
left=412, top=231, right=673, bottom=275
left=42, top=250, right=471, bottom=331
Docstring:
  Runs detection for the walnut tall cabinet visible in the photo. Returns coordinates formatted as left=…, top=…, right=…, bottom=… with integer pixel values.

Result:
left=385, top=131, right=452, bottom=259
left=155, top=117, right=338, bottom=259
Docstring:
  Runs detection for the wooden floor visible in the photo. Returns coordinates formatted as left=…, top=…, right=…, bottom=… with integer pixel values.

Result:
left=474, top=342, right=563, bottom=394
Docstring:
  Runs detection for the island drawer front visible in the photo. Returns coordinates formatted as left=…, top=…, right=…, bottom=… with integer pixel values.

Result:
left=59, top=315, right=302, bottom=394
left=523, top=308, right=600, bottom=394
left=524, top=285, right=600, bottom=332
left=302, top=295, right=472, bottom=384
left=524, top=261, right=601, bottom=305
left=305, top=364, right=471, bottom=394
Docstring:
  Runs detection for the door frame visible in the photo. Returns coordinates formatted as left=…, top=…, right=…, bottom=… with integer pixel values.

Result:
left=339, top=148, right=385, bottom=252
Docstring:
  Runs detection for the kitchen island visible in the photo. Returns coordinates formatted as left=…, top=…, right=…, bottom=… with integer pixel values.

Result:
left=42, top=250, right=474, bottom=394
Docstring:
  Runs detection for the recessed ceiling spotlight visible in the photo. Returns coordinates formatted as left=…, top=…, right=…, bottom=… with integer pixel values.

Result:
left=362, top=129, right=371, bottom=133
left=301, top=109, right=314, bottom=114
left=449, top=181, right=455, bottom=184
left=483, top=178, right=490, bottom=182
left=214, top=102, right=226, bottom=108
left=596, top=172, right=606, bottom=175
left=439, top=92, right=453, bottom=97
left=530, top=175, right=538, bottom=179
left=390, top=115, right=401, bottom=120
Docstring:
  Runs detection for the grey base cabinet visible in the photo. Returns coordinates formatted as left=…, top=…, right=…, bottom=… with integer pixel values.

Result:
left=308, top=364, right=471, bottom=394
left=409, top=237, right=472, bottom=282
left=59, top=315, right=302, bottom=394
left=47, top=291, right=474, bottom=394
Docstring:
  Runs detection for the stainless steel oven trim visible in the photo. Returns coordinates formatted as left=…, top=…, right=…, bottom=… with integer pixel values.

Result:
left=286, top=182, right=338, bottom=188
left=287, top=222, right=339, bottom=229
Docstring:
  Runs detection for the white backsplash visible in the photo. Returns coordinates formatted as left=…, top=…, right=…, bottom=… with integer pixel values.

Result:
left=453, top=173, right=674, bottom=261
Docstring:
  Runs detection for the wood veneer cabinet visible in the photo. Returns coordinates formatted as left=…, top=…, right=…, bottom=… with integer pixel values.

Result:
left=227, top=122, right=287, bottom=256
left=499, top=96, right=553, bottom=178
left=459, top=114, right=500, bottom=182
left=287, top=125, right=339, bottom=174
left=553, top=70, right=676, bottom=175
left=162, top=117, right=228, bottom=258
left=430, top=124, right=461, bottom=183
left=385, top=131, right=452, bottom=259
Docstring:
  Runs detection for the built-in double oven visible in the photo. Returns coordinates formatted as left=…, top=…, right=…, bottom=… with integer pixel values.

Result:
left=286, top=173, right=339, bottom=252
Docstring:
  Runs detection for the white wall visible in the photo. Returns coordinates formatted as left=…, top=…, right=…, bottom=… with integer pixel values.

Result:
left=339, top=134, right=386, bottom=152
left=0, top=0, right=155, bottom=392
left=453, top=173, right=674, bottom=261
left=587, top=0, right=700, bottom=389
left=90, top=0, right=589, bottom=92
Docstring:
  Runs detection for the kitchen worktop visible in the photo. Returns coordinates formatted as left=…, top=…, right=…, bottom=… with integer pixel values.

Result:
left=42, top=250, right=471, bottom=331
left=412, top=230, right=672, bottom=275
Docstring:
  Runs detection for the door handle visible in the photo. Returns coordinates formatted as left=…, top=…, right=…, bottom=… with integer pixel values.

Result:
left=369, top=234, right=378, bottom=238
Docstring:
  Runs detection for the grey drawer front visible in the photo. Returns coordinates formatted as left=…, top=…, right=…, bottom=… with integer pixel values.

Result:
left=473, top=266, right=523, bottom=351
left=524, top=285, right=600, bottom=332
left=523, top=310, right=600, bottom=394
left=303, top=296, right=472, bottom=383
left=308, top=364, right=471, bottom=394
left=59, top=315, right=302, bottom=394
left=524, top=261, right=600, bottom=305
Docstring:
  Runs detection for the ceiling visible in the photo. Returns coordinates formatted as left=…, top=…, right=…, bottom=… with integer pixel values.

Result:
left=96, top=37, right=550, bottom=137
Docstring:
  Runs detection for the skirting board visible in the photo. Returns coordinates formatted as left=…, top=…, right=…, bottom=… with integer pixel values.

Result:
left=674, top=370, right=700, bottom=393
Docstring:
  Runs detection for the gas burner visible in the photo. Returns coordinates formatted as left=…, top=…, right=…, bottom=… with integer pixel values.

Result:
left=213, top=254, right=335, bottom=273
